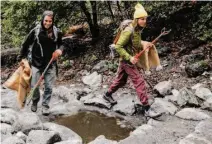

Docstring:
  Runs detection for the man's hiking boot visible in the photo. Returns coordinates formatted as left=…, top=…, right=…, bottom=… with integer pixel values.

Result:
left=134, top=104, right=162, bottom=119
left=42, top=105, right=50, bottom=116
left=103, top=92, right=117, bottom=105
left=31, top=103, right=37, bottom=112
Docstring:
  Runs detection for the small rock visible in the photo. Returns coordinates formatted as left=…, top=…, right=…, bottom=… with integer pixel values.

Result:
left=27, top=130, right=61, bottom=144
left=179, top=62, right=186, bottom=69
left=175, top=108, right=210, bottom=121
left=149, top=98, right=178, bottom=115
left=92, top=60, right=108, bottom=71
left=153, top=80, right=173, bottom=96
left=202, top=97, right=212, bottom=111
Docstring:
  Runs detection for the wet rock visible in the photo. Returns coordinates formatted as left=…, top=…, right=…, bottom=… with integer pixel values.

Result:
left=149, top=98, right=178, bottom=115
left=185, top=61, right=210, bottom=77
left=2, top=136, right=25, bottom=144
left=177, top=87, right=199, bottom=107
left=175, top=108, right=210, bottom=121
left=43, top=122, right=82, bottom=142
left=80, top=93, right=111, bottom=109
left=179, top=118, right=212, bottom=144
left=88, top=135, right=118, bottom=144
left=82, top=72, right=102, bottom=88
left=26, top=130, right=61, bottom=144
left=202, top=97, right=212, bottom=111
left=153, top=80, right=173, bottom=96
left=195, top=87, right=212, bottom=101
left=18, top=112, right=43, bottom=134
left=16, top=131, right=27, bottom=142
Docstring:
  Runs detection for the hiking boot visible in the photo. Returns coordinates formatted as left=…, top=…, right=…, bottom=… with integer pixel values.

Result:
left=103, top=92, right=117, bottom=105
left=42, top=105, right=50, bottom=116
left=31, top=103, right=37, bottom=112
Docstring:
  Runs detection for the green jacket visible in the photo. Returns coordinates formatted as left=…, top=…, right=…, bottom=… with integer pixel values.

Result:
left=115, top=24, right=143, bottom=61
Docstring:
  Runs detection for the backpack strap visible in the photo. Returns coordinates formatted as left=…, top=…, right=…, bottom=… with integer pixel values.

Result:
left=34, top=24, right=44, bottom=57
left=53, top=26, right=59, bottom=49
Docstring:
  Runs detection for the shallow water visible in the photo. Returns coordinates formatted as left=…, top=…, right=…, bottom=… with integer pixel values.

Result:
left=54, top=111, right=134, bottom=143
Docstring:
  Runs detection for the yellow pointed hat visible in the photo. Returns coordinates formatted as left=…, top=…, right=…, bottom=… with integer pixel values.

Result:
left=133, top=3, right=148, bottom=19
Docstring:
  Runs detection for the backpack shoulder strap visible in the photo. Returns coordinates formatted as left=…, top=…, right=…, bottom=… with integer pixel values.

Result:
left=53, top=26, right=58, bottom=42
left=34, top=24, right=44, bottom=57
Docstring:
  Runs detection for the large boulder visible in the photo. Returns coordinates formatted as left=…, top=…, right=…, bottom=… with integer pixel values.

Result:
left=179, top=118, right=212, bottom=144
left=18, top=112, right=43, bottom=134
left=195, top=87, right=212, bottom=101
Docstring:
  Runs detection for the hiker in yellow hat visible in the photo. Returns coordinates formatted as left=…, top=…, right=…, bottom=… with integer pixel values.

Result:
left=103, top=3, right=161, bottom=117
left=134, top=3, right=163, bottom=75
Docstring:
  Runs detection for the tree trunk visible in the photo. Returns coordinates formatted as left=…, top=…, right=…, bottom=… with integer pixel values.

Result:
left=116, top=1, right=123, bottom=20
left=106, top=1, right=114, bottom=21
left=90, top=1, right=99, bottom=38
left=79, top=1, right=99, bottom=39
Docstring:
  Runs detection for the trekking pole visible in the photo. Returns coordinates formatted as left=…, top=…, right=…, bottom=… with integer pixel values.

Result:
left=135, top=27, right=171, bottom=59
left=26, top=57, right=54, bottom=106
